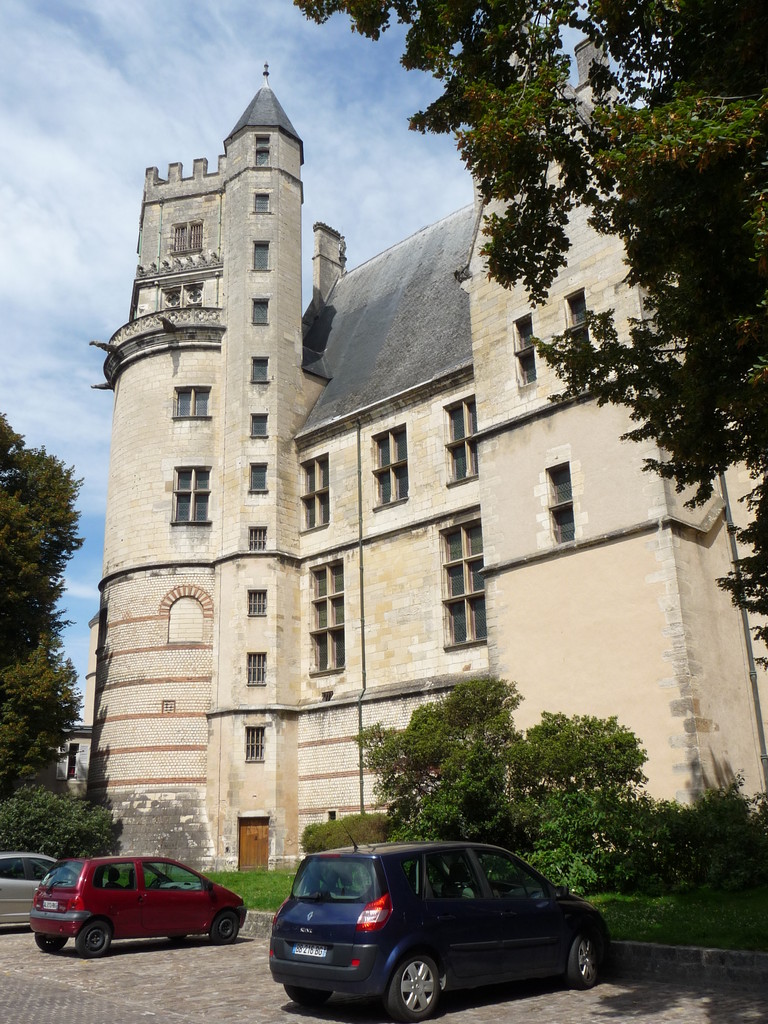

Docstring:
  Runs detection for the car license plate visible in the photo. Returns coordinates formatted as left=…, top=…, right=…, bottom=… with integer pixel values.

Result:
left=42, top=900, right=58, bottom=911
left=293, top=943, right=327, bottom=958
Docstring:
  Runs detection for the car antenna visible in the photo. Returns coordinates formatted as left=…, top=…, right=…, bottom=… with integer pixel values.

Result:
left=341, top=821, right=359, bottom=852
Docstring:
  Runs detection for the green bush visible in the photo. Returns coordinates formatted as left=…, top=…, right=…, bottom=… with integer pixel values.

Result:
left=301, top=812, right=390, bottom=853
left=0, top=786, right=117, bottom=857
left=526, top=779, right=768, bottom=895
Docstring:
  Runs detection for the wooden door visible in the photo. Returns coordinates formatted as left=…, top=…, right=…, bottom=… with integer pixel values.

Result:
left=238, top=817, right=269, bottom=869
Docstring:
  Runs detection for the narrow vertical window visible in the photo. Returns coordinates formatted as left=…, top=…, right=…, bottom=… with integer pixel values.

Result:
left=548, top=464, right=575, bottom=543
left=443, top=522, right=486, bottom=645
left=245, top=726, right=265, bottom=761
left=254, top=193, right=270, bottom=213
left=515, top=315, right=537, bottom=384
left=566, top=290, right=589, bottom=344
left=247, top=652, right=267, bottom=685
left=173, top=468, right=210, bottom=523
left=249, top=526, right=267, bottom=551
left=302, top=455, right=330, bottom=529
left=253, top=242, right=269, bottom=271
left=446, top=398, right=478, bottom=482
left=251, top=357, right=269, bottom=382
left=249, top=463, right=268, bottom=492
left=374, top=427, right=408, bottom=505
left=252, top=299, right=269, bottom=325
left=311, top=562, right=345, bottom=671
left=255, top=137, right=270, bottom=166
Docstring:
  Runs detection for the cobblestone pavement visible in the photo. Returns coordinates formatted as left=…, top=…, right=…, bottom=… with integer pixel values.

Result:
left=2, top=926, right=765, bottom=1024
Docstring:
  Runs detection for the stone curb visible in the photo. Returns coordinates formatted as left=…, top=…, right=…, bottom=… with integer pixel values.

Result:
left=605, top=939, right=768, bottom=992
left=243, top=911, right=768, bottom=992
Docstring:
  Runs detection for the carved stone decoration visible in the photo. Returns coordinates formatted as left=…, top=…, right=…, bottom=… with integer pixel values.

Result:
left=164, top=289, right=181, bottom=308
left=135, top=251, right=222, bottom=280
left=185, top=284, right=203, bottom=306
left=111, top=307, right=224, bottom=345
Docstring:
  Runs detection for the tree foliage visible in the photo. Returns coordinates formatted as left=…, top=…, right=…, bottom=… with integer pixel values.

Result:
left=0, top=414, right=82, bottom=796
left=295, top=0, right=768, bottom=644
left=361, top=677, right=522, bottom=845
left=359, top=678, right=768, bottom=893
left=0, top=786, right=116, bottom=858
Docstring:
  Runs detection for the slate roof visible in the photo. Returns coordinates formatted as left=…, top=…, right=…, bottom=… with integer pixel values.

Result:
left=299, top=204, right=478, bottom=436
left=226, top=82, right=303, bottom=160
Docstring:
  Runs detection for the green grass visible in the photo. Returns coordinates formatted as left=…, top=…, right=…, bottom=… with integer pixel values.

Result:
left=210, top=870, right=768, bottom=953
left=592, top=887, right=768, bottom=952
left=208, top=869, right=294, bottom=912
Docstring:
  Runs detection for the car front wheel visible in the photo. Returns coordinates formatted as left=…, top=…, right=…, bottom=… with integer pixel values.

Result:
left=566, top=931, right=599, bottom=989
left=210, top=909, right=239, bottom=945
left=75, top=919, right=113, bottom=959
left=34, top=934, right=67, bottom=953
left=284, top=985, right=332, bottom=1007
left=384, top=953, right=440, bottom=1022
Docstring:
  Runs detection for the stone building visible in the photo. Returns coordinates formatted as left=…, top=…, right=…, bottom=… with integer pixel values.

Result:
left=89, top=60, right=768, bottom=869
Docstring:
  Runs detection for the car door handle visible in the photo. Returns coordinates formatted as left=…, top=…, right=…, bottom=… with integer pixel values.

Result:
left=437, top=914, right=457, bottom=922
left=500, top=910, right=518, bottom=917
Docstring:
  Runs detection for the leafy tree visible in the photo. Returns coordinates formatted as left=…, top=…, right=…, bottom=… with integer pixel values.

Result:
left=360, top=677, right=522, bottom=845
left=0, top=786, right=116, bottom=858
left=0, top=414, right=82, bottom=795
left=507, top=711, right=648, bottom=800
left=295, top=1, right=768, bottom=644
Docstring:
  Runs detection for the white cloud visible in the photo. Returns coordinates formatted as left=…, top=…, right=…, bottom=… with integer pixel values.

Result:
left=0, top=0, right=473, bottom=692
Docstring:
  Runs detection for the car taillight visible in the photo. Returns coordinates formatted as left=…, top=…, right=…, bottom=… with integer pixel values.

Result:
left=355, top=892, right=392, bottom=932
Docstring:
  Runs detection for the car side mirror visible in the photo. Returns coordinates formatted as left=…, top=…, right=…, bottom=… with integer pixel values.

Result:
left=555, top=885, right=569, bottom=898
left=204, top=879, right=214, bottom=892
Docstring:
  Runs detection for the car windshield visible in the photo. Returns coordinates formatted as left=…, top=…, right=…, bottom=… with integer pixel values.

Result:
left=292, top=856, right=380, bottom=903
left=41, top=860, right=84, bottom=889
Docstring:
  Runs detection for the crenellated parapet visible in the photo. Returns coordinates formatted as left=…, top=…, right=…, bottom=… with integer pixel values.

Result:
left=101, top=307, right=225, bottom=387
left=143, top=154, right=228, bottom=200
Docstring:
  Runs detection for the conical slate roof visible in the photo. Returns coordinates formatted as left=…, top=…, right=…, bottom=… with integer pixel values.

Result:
left=226, top=71, right=302, bottom=159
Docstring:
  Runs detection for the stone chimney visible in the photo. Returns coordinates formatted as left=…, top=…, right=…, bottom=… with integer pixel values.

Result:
left=312, top=222, right=345, bottom=309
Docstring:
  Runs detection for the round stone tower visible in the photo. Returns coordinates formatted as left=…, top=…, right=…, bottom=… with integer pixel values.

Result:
left=91, top=69, right=315, bottom=868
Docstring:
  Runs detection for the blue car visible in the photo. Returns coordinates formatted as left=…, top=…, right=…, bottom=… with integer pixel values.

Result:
left=269, top=841, right=609, bottom=1022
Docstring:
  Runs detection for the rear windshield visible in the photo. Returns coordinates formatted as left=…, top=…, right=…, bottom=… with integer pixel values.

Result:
left=41, top=860, right=84, bottom=890
left=292, top=856, right=382, bottom=904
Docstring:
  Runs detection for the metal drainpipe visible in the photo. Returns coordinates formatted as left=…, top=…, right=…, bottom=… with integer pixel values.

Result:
left=356, top=422, right=368, bottom=813
left=720, top=471, right=768, bottom=791
left=216, top=190, right=223, bottom=306
left=155, top=201, right=163, bottom=312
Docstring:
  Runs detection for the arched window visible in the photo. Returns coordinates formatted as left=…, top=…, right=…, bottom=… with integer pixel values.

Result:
left=168, top=596, right=204, bottom=643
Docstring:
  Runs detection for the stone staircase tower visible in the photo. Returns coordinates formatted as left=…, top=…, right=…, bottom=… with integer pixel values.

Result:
left=91, top=69, right=316, bottom=867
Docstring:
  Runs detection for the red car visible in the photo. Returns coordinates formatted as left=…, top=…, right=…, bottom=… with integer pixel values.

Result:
left=30, top=856, right=246, bottom=958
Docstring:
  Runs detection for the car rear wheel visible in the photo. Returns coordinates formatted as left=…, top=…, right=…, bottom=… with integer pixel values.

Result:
left=34, top=934, right=67, bottom=953
left=75, top=919, right=113, bottom=959
left=384, top=953, right=440, bottom=1022
left=566, top=931, right=599, bottom=989
left=210, top=909, right=239, bottom=945
left=284, top=985, right=332, bottom=1007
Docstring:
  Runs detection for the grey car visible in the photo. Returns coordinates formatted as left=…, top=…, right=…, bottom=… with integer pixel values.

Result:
left=0, top=853, right=56, bottom=924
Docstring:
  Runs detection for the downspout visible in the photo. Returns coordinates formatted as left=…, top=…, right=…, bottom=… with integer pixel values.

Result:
left=155, top=201, right=163, bottom=312
left=720, top=472, right=768, bottom=791
left=356, top=421, right=368, bottom=813
left=216, top=190, right=223, bottom=306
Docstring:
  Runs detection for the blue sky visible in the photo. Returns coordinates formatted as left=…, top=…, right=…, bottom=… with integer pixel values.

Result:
left=0, top=0, right=473, bottom=709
